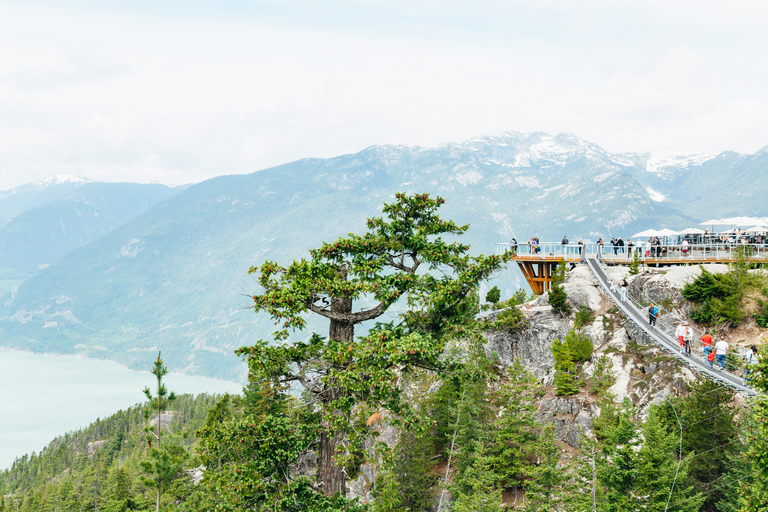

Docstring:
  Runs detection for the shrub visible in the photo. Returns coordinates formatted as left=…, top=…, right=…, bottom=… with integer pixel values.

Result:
left=682, top=266, right=746, bottom=326
left=754, top=292, right=768, bottom=328
left=588, top=354, right=617, bottom=395
left=629, top=252, right=641, bottom=275
left=551, top=329, right=593, bottom=396
left=548, top=260, right=571, bottom=316
left=491, top=305, right=527, bottom=332
left=485, top=286, right=501, bottom=306
left=574, top=305, right=595, bottom=330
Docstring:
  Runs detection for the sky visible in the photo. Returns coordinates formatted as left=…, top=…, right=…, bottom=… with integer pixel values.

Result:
left=1, top=0, right=767, bottom=190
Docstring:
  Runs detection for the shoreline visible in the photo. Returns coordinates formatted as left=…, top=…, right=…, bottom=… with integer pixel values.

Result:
left=0, top=345, right=245, bottom=387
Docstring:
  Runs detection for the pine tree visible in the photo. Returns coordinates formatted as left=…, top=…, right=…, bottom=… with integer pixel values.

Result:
left=490, top=359, right=541, bottom=491
left=241, top=193, right=508, bottom=500
left=451, top=442, right=503, bottom=512
left=549, top=259, right=572, bottom=316
left=740, top=354, right=768, bottom=512
left=486, top=285, right=501, bottom=307
left=524, top=422, right=570, bottom=512
left=140, top=351, right=180, bottom=512
left=634, top=407, right=703, bottom=512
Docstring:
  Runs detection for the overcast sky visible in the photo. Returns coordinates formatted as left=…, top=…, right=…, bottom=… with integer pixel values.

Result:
left=1, top=0, right=767, bottom=190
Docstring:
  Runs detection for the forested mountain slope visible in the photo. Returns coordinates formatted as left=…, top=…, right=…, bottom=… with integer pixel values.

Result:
left=1, top=132, right=766, bottom=380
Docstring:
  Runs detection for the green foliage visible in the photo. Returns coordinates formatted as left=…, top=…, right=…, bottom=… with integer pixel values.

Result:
left=0, top=393, right=220, bottom=511
left=551, top=329, right=593, bottom=396
left=141, top=351, right=183, bottom=512
left=574, top=304, right=595, bottom=330
left=657, top=378, right=739, bottom=512
left=588, top=354, right=617, bottom=395
left=489, top=360, right=542, bottom=490
left=682, top=264, right=760, bottom=326
left=548, top=260, right=572, bottom=316
left=238, top=193, right=507, bottom=502
left=524, top=422, right=571, bottom=512
left=740, top=354, right=768, bottom=512
left=485, top=285, right=501, bottom=306
left=754, top=293, right=768, bottom=328
left=628, top=251, right=641, bottom=275
left=490, top=303, right=527, bottom=332
left=450, top=442, right=502, bottom=512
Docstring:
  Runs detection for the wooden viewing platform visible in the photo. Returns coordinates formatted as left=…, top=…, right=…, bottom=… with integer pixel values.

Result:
left=497, top=242, right=768, bottom=294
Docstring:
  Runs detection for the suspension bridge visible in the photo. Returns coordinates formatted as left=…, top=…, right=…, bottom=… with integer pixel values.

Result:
left=497, top=241, right=765, bottom=395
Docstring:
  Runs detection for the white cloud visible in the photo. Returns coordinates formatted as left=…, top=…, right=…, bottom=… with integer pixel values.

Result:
left=0, top=0, right=767, bottom=189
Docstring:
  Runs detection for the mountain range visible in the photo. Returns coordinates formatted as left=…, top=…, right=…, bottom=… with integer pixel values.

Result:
left=1, top=131, right=766, bottom=381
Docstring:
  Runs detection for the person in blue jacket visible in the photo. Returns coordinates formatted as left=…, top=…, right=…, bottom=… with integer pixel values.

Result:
left=648, top=303, right=658, bottom=328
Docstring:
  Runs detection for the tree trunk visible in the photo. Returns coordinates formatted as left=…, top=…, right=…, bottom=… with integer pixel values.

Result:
left=318, top=415, right=347, bottom=498
left=317, top=292, right=353, bottom=497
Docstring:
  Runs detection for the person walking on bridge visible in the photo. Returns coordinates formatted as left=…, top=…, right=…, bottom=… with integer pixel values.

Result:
left=677, top=321, right=692, bottom=355
left=701, top=330, right=713, bottom=369
left=619, top=278, right=628, bottom=302
left=714, top=335, right=729, bottom=370
left=744, top=346, right=760, bottom=385
left=648, top=303, right=658, bottom=328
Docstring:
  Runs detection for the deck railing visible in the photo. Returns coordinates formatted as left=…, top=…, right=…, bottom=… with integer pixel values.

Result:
left=497, top=242, right=768, bottom=263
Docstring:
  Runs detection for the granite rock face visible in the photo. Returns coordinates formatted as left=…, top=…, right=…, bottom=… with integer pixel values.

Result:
left=483, top=305, right=570, bottom=381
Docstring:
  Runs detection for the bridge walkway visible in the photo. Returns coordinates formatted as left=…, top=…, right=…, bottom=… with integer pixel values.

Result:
left=584, top=255, right=756, bottom=396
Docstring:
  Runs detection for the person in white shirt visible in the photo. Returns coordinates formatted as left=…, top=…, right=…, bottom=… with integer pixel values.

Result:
left=714, top=336, right=729, bottom=370
left=744, top=345, right=761, bottom=385
left=676, top=321, right=692, bottom=355
left=682, top=239, right=689, bottom=257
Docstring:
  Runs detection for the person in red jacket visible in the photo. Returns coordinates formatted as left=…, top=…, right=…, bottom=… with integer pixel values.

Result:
left=701, top=330, right=713, bottom=369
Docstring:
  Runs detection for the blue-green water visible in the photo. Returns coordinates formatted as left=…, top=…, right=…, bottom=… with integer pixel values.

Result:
left=0, top=348, right=243, bottom=470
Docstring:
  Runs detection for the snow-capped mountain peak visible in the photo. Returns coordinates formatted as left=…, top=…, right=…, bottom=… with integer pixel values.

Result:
left=32, top=174, right=90, bottom=188
left=644, top=152, right=718, bottom=175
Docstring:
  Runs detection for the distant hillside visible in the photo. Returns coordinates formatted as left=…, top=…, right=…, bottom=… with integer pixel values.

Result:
left=0, top=132, right=766, bottom=380
left=0, top=181, right=183, bottom=279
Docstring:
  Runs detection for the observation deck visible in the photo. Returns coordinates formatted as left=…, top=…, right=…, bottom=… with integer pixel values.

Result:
left=497, top=242, right=768, bottom=295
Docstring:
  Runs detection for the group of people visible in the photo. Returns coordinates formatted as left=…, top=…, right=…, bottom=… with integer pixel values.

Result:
left=597, top=236, right=667, bottom=258
left=672, top=318, right=761, bottom=384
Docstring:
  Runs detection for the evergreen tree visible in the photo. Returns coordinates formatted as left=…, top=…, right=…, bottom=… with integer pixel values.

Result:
left=486, top=286, right=501, bottom=307
left=634, top=407, right=703, bottom=512
left=551, top=329, right=593, bottom=396
left=489, top=359, right=541, bottom=492
left=740, top=354, right=768, bottom=512
left=140, top=351, right=180, bottom=512
left=524, top=422, right=570, bottom=512
left=241, top=193, right=508, bottom=500
left=657, top=378, right=739, bottom=512
left=451, top=442, right=502, bottom=512
left=549, top=260, right=571, bottom=316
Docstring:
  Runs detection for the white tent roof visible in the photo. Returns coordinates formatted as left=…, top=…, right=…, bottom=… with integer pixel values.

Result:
left=657, top=228, right=680, bottom=236
left=700, top=217, right=768, bottom=226
left=631, top=229, right=660, bottom=238
left=745, top=226, right=768, bottom=233
left=679, top=227, right=705, bottom=235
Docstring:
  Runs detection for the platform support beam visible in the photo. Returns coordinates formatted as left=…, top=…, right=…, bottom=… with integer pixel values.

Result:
left=517, top=261, right=559, bottom=295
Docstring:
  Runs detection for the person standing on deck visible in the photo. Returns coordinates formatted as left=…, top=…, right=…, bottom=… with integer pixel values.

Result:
left=682, top=239, right=689, bottom=257
left=617, top=237, right=625, bottom=256
left=714, top=335, right=729, bottom=370
left=701, top=330, right=713, bottom=369
left=627, top=239, right=634, bottom=259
